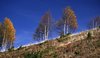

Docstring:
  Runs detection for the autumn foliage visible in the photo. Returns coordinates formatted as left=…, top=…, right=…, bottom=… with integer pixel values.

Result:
left=0, top=17, right=15, bottom=50
left=0, top=23, right=3, bottom=47
left=56, top=6, right=78, bottom=35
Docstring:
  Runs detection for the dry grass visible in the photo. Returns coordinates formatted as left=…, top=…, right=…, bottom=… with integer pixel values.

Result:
left=0, top=28, right=100, bottom=58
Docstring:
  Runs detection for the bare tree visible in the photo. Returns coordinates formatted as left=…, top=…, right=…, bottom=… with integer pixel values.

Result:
left=41, top=11, right=52, bottom=40
left=33, top=11, right=52, bottom=41
left=56, top=19, right=64, bottom=35
left=88, top=16, right=100, bottom=29
left=33, top=23, right=45, bottom=41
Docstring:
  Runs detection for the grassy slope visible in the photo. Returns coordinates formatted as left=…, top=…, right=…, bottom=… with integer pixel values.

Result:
left=0, top=28, right=100, bottom=58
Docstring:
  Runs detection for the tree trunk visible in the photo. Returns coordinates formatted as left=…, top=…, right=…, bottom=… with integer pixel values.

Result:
left=2, top=31, right=6, bottom=50
left=64, top=23, right=66, bottom=35
left=47, top=15, right=49, bottom=40
left=2, top=34, right=5, bottom=47
left=43, top=34, right=45, bottom=40
left=66, top=24, right=69, bottom=34
left=64, top=21, right=66, bottom=35
left=46, top=30, right=48, bottom=40
left=10, top=41, right=12, bottom=49
left=44, top=25, right=47, bottom=40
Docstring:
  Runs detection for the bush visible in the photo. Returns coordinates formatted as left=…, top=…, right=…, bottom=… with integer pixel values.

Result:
left=17, top=45, right=23, bottom=50
left=99, top=26, right=100, bottom=28
left=66, top=33, right=71, bottom=36
left=57, top=33, right=71, bottom=42
left=57, top=37, right=68, bottom=42
left=74, top=51, right=80, bottom=55
left=57, top=38, right=63, bottom=42
left=87, top=32, right=92, bottom=39
left=60, top=33, right=71, bottom=38
left=8, top=46, right=14, bottom=52
left=60, top=34, right=65, bottom=38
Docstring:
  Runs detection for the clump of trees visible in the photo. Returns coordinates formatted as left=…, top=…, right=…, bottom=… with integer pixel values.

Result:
left=56, top=7, right=78, bottom=35
left=33, top=11, right=52, bottom=41
left=0, top=17, right=15, bottom=51
left=33, top=6, right=78, bottom=41
left=88, top=16, right=100, bottom=29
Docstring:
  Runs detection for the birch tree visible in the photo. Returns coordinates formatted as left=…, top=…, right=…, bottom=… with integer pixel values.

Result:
left=0, top=23, right=3, bottom=48
left=56, top=19, right=64, bottom=35
left=56, top=6, right=78, bottom=35
left=33, top=11, right=52, bottom=41
left=41, top=11, right=52, bottom=40
left=33, top=23, right=45, bottom=41
left=3, top=17, right=16, bottom=49
left=88, top=16, right=100, bottom=29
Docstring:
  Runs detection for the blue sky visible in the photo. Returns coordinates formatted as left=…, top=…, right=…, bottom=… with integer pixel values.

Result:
left=0, top=0, right=100, bottom=47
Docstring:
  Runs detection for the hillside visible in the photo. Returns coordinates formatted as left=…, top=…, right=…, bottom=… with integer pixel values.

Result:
left=0, top=27, right=100, bottom=58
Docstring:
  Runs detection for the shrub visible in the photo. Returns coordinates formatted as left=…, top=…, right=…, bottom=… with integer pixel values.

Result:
left=60, top=34, right=65, bottom=38
left=60, top=33, right=71, bottom=38
left=17, top=45, right=23, bottom=50
left=87, top=32, right=92, bottom=39
left=57, top=33, right=71, bottom=42
left=74, top=51, right=80, bottom=55
left=99, top=26, right=100, bottom=28
left=57, top=37, right=68, bottom=42
left=8, top=46, right=14, bottom=52
left=66, top=33, right=71, bottom=36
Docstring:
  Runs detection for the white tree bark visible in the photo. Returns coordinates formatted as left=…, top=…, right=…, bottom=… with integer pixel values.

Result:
left=10, top=41, right=13, bottom=49
left=66, top=24, right=69, bottom=34
left=64, top=20, right=67, bottom=35
left=44, top=25, right=49, bottom=40
left=64, top=23, right=66, bottom=35
left=43, top=34, right=45, bottom=40
left=2, top=31, right=7, bottom=50
left=44, top=25, right=47, bottom=40
left=46, top=30, right=48, bottom=40
left=46, top=26, right=49, bottom=40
